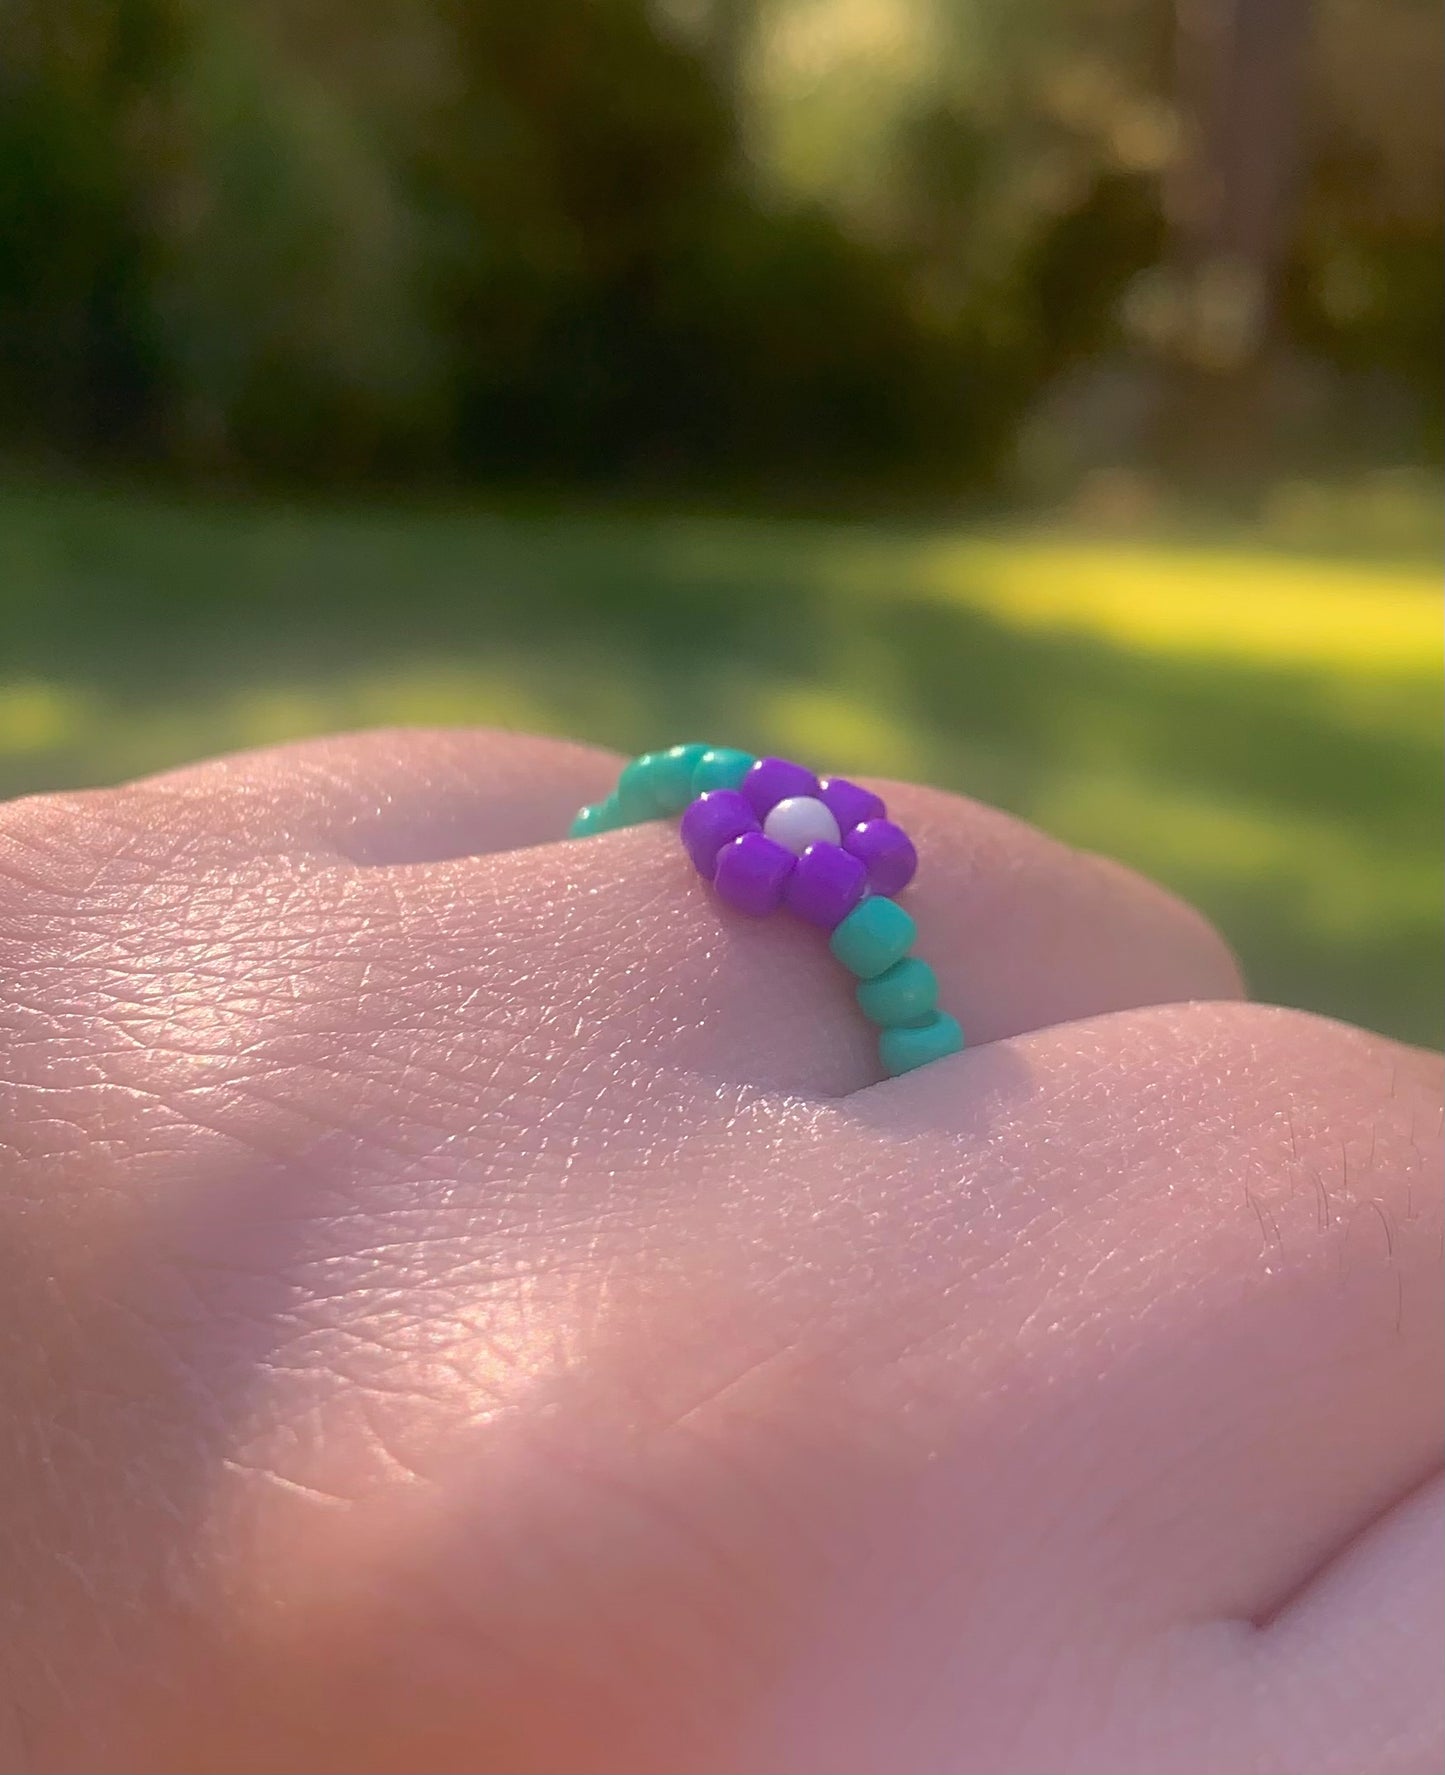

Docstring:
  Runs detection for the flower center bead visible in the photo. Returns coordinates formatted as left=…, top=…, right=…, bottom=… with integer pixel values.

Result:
left=762, top=795, right=842, bottom=855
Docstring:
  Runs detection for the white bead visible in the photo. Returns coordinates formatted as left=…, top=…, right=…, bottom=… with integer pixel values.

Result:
left=762, top=795, right=842, bottom=855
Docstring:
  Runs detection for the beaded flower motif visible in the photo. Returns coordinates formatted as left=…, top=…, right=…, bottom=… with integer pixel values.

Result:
left=677, top=753, right=916, bottom=924
left=568, top=744, right=961, bottom=1076
left=571, top=743, right=916, bottom=923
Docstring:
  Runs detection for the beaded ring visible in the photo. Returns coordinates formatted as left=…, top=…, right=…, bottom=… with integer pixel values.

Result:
left=567, top=744, right=964, bottom=1077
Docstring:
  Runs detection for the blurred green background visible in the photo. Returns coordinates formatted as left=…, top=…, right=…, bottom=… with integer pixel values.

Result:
left=1, top=0, right=1441, bottom=1043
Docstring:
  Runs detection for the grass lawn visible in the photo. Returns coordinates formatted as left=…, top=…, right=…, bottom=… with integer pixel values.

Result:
left=2, top=479, right=1440, bottom=1046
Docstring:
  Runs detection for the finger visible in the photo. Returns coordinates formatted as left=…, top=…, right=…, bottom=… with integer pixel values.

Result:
left=686, top=1006, right=1443, bottom=1772
left=130, top=726, right=623, bottom=864
left=74, top=728, right=1239, bottom=1093
left=134, top=732, right=1240, bottom=1052
left=127, top=733, right=1239, bottom=1036
left=789, top=1003, right=1443, bottom=1649
left=383, top=807, right=1239, bottom=1099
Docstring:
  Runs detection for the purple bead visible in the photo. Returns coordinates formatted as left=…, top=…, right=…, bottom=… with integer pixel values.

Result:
left=714, top=832, right=795, bottom=915
left=785, top=841, right=868, bottom=929
left=740, top=756, right=821, bottom=818
left=844, top=819, right=918, bottom=896
left=819, top=775, right=886, bottom=832
left=680, top=790, right=758, bottom=876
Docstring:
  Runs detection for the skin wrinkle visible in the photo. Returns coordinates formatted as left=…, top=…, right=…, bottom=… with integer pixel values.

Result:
left=1252, top=1475, right=1445, bottom=1775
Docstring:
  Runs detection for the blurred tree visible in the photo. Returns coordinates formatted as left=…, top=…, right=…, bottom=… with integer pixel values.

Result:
left=156, top=4, right=440, bottom=477
left=0, top=0, right=440, bottom=477
left=1142, top=0, right=1315, bottom=484
left=0, top=0, right=1437, bottom=495
left=1288, top=0, right=1444, bottom=458
left=743, top=0, right=1173, bottom=469
left=415, top=0, right=736, bottom=476
left=0, top=0, right=171, bottom=453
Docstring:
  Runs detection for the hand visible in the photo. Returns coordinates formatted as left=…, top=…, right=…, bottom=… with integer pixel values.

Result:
left=2, top=730, right=1439, bottom=1774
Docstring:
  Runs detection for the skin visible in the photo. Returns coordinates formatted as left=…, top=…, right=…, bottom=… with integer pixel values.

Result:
left=0, top=726, right=1439, bottom=1775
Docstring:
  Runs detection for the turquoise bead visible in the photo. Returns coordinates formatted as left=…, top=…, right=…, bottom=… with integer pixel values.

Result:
left=568, top=804, right=608, bottom=838
left=691, top=747, right=755, bottom=794
left=650, top=743, right=711, bottom=814
left=857, top=957, right=939, bottom=1027
left=615, top=754, right=669, bottom=820
left=829, top=896, right=916, bottom=978
left=879, top=1012, right=964, bottom=1077
left=593, top=790, right=630, bottom=830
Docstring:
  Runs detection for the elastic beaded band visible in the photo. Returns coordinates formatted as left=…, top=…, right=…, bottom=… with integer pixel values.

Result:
left=567, top=745, right=964, bottom=1077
